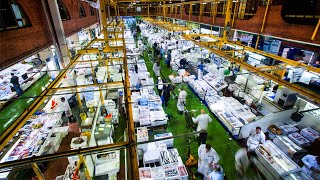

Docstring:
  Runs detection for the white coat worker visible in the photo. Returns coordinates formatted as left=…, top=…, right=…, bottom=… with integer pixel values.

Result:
left=198, top=144, right=220, bottom=177
left=302, top=154, right=320, bottom=179
left=246, top=126, right=266, bottom=151
left=206, top=163, right=224, bottom=180
left=153, top=61, right=160, bottom=77
left=193, top=109, right=212, bottom=133
left=164, top=41, right=168, bottom=54
left=177, top=88, right=187, bottom=111
left=235, top=148, right=254, bottom=177
left=157, top=77, right=163, bottom=96
left=60, top=97, right=72, bottom=123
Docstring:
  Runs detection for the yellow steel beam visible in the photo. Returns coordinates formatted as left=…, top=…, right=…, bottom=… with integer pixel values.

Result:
left=238, top=0, right=246, bottom=19
left=0, top=53, right=83, bottom=149
left=212, top=0, right=218, bottom=24
left=100, top=0, right=108, bottom=41
left=180, top=4, right=183, bottom=19
left=92, top=37, right=124, bottom=42
left=311, top=18, right=320, bottom=41
left=75, top=88, right=82, bottom=107
left=31, top=163, right=45, bottom=180
left=121, top=25, right=139, bottom=180
left=116, top=0, right=181, bottom=2
left=144, top=18, right=190, bottom=32
left=255, top=0, right=270, bottom=49
left=199, top=0, right=204, bottom=22
left=0, top=20, right=128, bottom=179
left=163, top=1, right=166, bottom=16
left=0, top=21, right=125, bottom=149
left=175, top=5, right=177, bottom=18
left=77, top=46, right=124, bottom=54
left=183, top=31, right=320, bottom=74
left=210, top=2, right=213, bottom=20
left=229, top=41, right=320, bottom=74
left=182, top=34, right=320, bottom=102
left=223, top=0, right=232, bottom=41
left=184, top=33, right=220, bottom=40
left=48, top=82, right=124, bottom=92
left=189, top=3, right=192, bottom=21
left=76, top=155, right=93, bottom=180
left=78, top=58, right=124, bottom=63
left=232, top=0, right=240, bottom=27
left=0, top=141, right=128, bottom=169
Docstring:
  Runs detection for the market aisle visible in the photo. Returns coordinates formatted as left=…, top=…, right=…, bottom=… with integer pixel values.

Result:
left=142, top=47, right=259, bottom=179
left=0, top=73, right=50, bottom=135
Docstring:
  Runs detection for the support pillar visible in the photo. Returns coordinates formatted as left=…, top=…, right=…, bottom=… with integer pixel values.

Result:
left=99, top=0, right=108, bottom=44
left=42, top=0, right=71, bottom=67
left=223, top=0, right=233, bottom=41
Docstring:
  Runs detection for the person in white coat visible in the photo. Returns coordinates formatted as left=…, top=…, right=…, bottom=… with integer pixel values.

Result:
left=177, top=88, right=187, bottom=111
left=164, top=41, right=168, bottom=54
left=153, top=61, right=160, bottom=77
left=157, top=77, right=163, bottom=96
left=61, top=97, right=72, bottom=123
left=235, top=148, right=255, bottom=177
left=198, top=144, right=220, bottom=177
left=193, top=109, right=212, bottom=132
left=302, top=154, right=320, bottom=179
left=206, top=163, right=224, bottom=180
left=246, top=126, right=265, bottom=151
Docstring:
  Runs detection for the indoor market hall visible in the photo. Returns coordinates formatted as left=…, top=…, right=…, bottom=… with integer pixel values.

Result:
left=0, top=0, right=320, bottom=180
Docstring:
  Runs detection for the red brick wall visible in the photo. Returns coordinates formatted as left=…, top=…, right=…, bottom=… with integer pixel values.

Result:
left=0, top=0, right=98, bottom=68
left=150, top=5, right=320, bottom=48
left=0, top=0, right=52, bottom=68
left=62, top=0, right=98, bottom=37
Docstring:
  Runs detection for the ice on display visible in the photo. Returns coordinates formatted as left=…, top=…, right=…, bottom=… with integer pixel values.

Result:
left=256, top=141, right=299, bottom=174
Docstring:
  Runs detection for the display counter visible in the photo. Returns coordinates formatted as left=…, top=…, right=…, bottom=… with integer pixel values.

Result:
left=273, top=136, right=307, bottom=159
left=0, top=64, right=46, bottom=108
left=253, top=140, right=311, bottom=180
left=0, top=112, right=63, bottom=163
left=128, top=59, right=168, bottom=127
left=56, top=55, right=124, bottom=178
